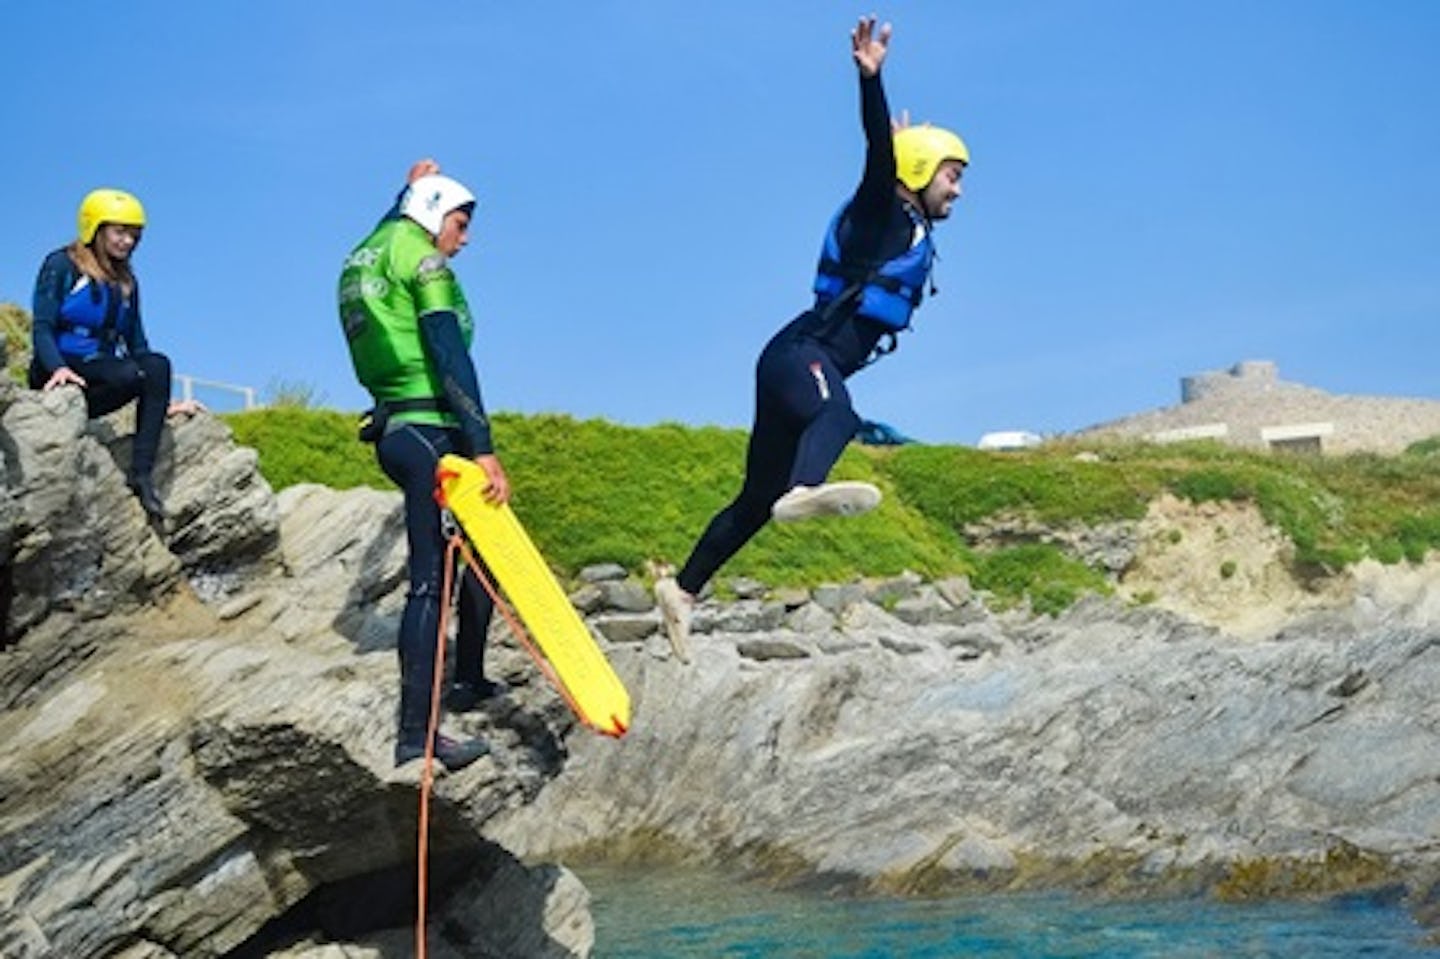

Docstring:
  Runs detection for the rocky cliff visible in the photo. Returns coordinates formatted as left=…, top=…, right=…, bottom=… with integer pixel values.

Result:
left=498, top=566, right=1440, bottom=916
left=0, top=385, right=592, bottom=958
left=6, top=382, right=1440, bottom=956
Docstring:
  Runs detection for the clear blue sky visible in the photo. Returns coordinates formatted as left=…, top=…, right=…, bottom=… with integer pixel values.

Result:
left=4, top=2, right=1437, bottom=444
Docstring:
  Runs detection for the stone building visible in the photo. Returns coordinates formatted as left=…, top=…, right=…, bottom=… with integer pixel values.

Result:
left=1075, top=360, right=1440, bottom=455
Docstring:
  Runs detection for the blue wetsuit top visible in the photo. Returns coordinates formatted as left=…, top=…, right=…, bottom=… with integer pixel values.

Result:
left=31, top=249, right=150, bottom=374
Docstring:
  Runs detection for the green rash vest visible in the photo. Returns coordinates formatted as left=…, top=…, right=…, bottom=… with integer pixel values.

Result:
left=339, top=217, right=474, bottom=431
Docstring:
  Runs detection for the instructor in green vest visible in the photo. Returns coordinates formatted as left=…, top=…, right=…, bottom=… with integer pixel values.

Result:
left=339, top=159, right=510, bottom=771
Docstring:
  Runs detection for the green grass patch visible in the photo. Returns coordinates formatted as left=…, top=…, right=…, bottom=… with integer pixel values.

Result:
left=225, top=407, right=386, bottom=491
left=882, top=444, right=1151, bottom=527
left=221, top=408, right=970, bottom=589
left=970, top=544, right=1112, bottom=616
left=219, top=407, right=1440, bottom=606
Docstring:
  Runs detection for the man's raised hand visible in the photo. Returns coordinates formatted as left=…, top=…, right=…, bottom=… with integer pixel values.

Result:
left=851, top=15, right=892, bottom=78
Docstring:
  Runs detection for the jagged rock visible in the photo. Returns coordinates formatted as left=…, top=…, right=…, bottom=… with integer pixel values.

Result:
left=891, top=585, right=956, bottom=625
left=591, top=613, right=657, bottom=645
left=217, top=592, right=264, bottom=621
left=727, top=576, right=767, bottom=600
left=16, top=381, right=1440, bottom=948
left=863, top=570, right=924, bottom=605
left=2, top=389, right=181, bottom=639
left=0, top=619, right=589, bottom=958
left=815, top=634, right=875, bottom=655
left=710, top=600, right=787, bottom=634
left=596, top=579, right=651, bottom=613
left=487, top=570, right=1440, bottom=931
left=0, top=394, right=594, bottom=959
left=812, top=582, right=867, bottom=613
left=931, top=622, right=1006, bottom=660
left=786, top=602, right=837, bottom=634
left=934, top=576, right=973, bottom=608
left=964, top=514, right=1140, bottom=576
left=688, top=604, right=719, bottom=635
left=737, top=638, right=811, bottom=661
left=838, top=601, right=907, bottom=633
left=772, top=587, right=811, bottom=610
left=567, top=583, right=604, bottom=614
left=577, top=563, right=626, bottom=583
left=877, top=634, right=935, bottom=656
left=87, top=409, right=281, bottom=579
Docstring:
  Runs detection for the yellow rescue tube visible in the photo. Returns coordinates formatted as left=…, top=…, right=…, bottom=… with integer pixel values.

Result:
left=436, top=455, right=631, bottom=737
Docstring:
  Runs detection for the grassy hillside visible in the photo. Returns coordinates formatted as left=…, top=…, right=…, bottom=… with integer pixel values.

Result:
left=224, top=408, right=1440, bottom=612
left=2, top=302, right=31, bottom=385
left=224, top=408, right=974, bottom=593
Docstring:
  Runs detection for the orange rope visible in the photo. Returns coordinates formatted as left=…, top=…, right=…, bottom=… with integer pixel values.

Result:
left=432, top=467, right=597, bottom=731
left=450, top=532, right=592, bottom=729
left=414, top=531, right=460, bottom=959
left=416, top=470, right=614, bottom=954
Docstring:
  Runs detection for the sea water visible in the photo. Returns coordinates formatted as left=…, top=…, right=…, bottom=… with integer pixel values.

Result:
left=579, top=866, right=1434, bottom=958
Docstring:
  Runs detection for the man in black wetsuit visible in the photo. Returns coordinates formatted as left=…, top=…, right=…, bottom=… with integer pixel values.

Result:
left=340, top=159, right=510, bottom=771
left=655, top=17, right=968, bottom=656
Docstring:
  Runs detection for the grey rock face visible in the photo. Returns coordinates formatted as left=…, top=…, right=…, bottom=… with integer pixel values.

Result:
left=0, top=394, right=594, bottom=958
left=2, top=389, right=181, bottom=638
left=578, top=563, right=626, bottom=583
left=13, top=379, right=1440, bottom=951
left=491, top=578, right=1440, bottom=924
left=964, top=514, right=1140, bottom=574
left=591, top=612, right=659, bottom=645
left=786, top=602, right=837, bottom=634
left=596, top=579, right=652, bottom=613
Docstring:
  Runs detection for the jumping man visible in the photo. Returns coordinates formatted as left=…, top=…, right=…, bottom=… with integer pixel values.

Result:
left=655, top=17, right=969, bottom=652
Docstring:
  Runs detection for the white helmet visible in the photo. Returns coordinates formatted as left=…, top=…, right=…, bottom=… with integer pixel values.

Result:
left=400, top=174, right=476, bottom=236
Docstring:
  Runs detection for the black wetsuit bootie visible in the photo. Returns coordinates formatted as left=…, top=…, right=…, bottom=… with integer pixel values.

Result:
left=445, top=679, right=509, bottom=713
left=128, top=476, right=165, bottom=519
left=394, top=733, right=490, bottom=771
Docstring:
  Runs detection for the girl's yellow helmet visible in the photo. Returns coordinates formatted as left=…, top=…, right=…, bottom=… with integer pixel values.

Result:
left=77, top=189, right=146, bottom=245
left=893, top=126, right=969, bottom=191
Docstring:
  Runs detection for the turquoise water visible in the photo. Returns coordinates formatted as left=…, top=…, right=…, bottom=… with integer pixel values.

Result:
left=580, top=867, right=1435, bottom=958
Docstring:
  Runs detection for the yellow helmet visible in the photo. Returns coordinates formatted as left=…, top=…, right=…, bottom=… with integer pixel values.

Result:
left=893, top=126, right=970, bottom=192
left=77, top=189, right=146, bottom=244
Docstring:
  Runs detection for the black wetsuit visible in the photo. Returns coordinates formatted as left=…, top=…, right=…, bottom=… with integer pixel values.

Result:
left=676, top=70, right=934, bottom=596
left=377, top=421, right=495, bottom=742
left=30, top=249, right=171, bottom=488
left=360, top=198, right=498, bottom=751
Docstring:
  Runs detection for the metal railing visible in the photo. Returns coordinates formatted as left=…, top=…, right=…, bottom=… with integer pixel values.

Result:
left=173, top=374, right=258, bottom=410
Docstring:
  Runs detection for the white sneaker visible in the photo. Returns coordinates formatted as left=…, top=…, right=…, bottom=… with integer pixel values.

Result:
left=654, top=576, right=694, bottom=663
left=771, top=482, right=882, bottom=523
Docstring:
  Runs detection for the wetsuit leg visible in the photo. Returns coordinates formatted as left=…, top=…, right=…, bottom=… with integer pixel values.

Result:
left=760, top=340, right=861, bottom=488
left=72, top=352, right=173, bottom=481
left=453, top=557, right=496, bottom=688
left=676, top=383, right=798, bottom=596
left=377, top=423, right=465, bottom=747
left=128, top=353, right=171, bottom=481
left=70, top=354, right=143, bottom=417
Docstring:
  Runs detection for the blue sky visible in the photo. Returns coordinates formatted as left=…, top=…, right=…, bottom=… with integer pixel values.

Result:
left=4, top=2, right=1437, bottom=444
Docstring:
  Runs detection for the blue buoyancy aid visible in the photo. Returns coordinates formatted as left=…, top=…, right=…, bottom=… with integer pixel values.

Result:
left=811, top=202, right=934, bottom=332
left=56, top=273, right=133, bottom=361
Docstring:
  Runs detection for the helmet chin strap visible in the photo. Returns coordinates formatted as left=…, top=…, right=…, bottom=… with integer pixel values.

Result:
left=902, top=193, right=934, bottom=228
left=892, top=182, right=940, bottom=295
left=896, top=185, right=931, bottom=223
left=900, top=195, right=940, bottom=297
